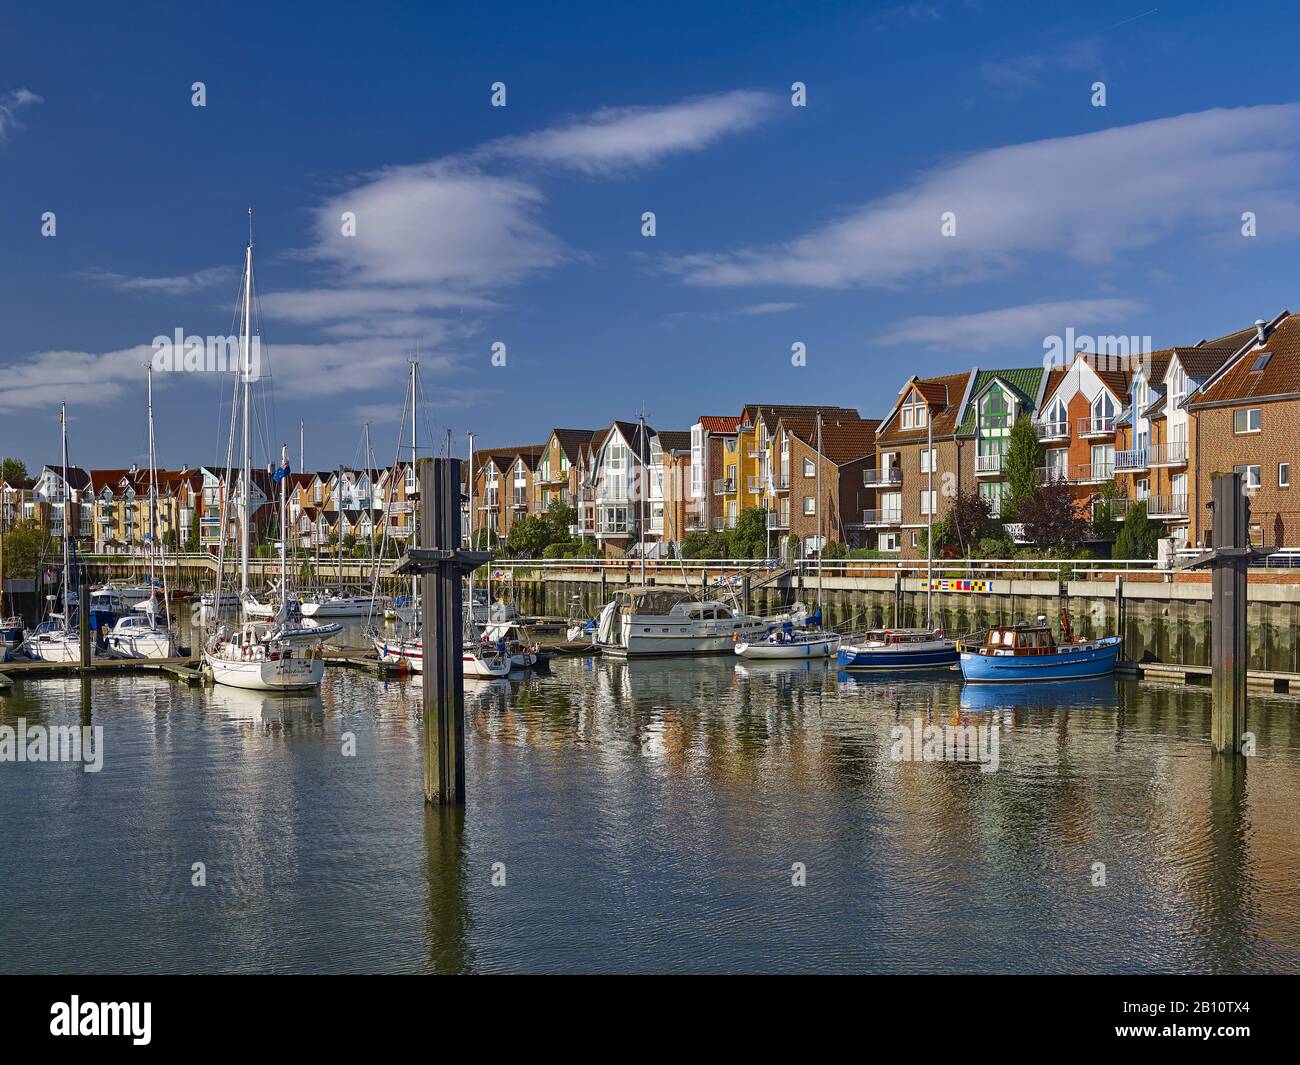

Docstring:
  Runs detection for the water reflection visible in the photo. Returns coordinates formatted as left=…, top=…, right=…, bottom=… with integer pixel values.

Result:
left=1, top=649, right=1298, bottom=972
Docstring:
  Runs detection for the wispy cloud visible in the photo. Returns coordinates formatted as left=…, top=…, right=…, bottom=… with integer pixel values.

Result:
left=0, top=87, right=42, bottom=141
left=473, top=90, right=779, bottom=175
left=82, top=266, right=233, bottom=296
left=979, top=40, right=1099, bottom=96
left=874, top=298, right=1145, bottom=350
left=0, top=344, right=153, bottom=413
left=673, top=104, right=1300, bottom=289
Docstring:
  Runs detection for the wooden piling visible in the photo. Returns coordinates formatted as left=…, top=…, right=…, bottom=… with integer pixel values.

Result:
left=1210, top=474, right=1248, bottom=755
left=79, top=592, right=91, bottom=672
left=421, top=459, right=467, bottom=805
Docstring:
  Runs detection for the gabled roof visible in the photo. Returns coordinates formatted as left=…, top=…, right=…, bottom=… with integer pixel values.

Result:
left=41, top=465, right=91, bottom=491
left=782, top=415, right=880, bottom=465
left=698, top=414, right=741, bottom=434
left=655, top=430, right=692, bottom=453
left=1170, top=345, right=1238, bottom=380
left=1192, top=311, right=1300, bottom=408
left=956, top=367, right=1047, bottom=435
left=876, top=370, right=974, bottom=444
left=550, top=429, right=597, bottom=463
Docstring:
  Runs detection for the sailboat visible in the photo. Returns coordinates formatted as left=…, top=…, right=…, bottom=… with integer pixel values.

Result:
left=105, top=369, right=179, bottom=659
left=23, top=405, right=86, bottom=662
left=0, top=514, right=24, bottom=657
left=838, top=408, right=956, bottom=670
left=202, top=220, right=326, bottom=691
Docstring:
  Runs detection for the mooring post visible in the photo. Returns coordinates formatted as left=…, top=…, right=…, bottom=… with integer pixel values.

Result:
left=893, top=569, right=902, bottom=628
left=395, top=459, right=492, bottom=805
left=1210, top=474, right=1249, bottom=755
left=1114, top=574, right=1125, bottom=661
left=79, top=591, right=91, bottom=672
left=742, top=574, right=751, bottom=615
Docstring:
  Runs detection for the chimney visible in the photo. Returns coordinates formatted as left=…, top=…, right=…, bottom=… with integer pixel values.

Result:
left=1255, top=318, right=1268, bottom=344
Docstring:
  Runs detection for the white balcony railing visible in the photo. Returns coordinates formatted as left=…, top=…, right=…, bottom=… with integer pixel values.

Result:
left=1036, top=421, right=1069, bottom=441
left=713, top=477, right=735, bottom=495
left=1150, top=440, right=1188, bottom=466
left=1077, top=415, right=1117, bottom=437
left=975, top=453, right=1004, bottom=475
left=1115, top=449, right=1149, bottom=472
left=862, top=509, right=903, bottom=526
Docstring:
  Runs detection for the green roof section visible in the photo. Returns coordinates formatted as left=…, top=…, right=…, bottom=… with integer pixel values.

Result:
left=956, top=367, right=1047, bottom=435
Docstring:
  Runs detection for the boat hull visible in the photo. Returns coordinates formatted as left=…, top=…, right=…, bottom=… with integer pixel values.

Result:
left=736, top=634, right=842, bottom=659
left=105, top=632, right=178, bottom=659
left=837, top=641, right=957, bottom=670
left=204, top=651, right=324, bottom=690
left=959, top=637, right=1121, bottom=683
left=23, top=635, right=84, bottom=662
left=373, top=637, right=511, bottom=677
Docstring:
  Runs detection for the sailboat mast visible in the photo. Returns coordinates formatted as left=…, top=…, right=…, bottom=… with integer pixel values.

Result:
left=816, top=411, right=823, bottom=610
left=410, top=358, right=419, bottom=606
left=60, top=403, right=70, bottom=631
left=638, top=411, right=646, bottom=586
left=467, top=430, right=476, bottom=625
left=926, top=409, right=933, bottom=630
left=147, top=367, right=157, bottom=592
left=239, top=230, right=253, bottom=596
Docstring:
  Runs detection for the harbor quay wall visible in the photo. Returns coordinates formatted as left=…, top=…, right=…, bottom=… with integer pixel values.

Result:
left=504, top=568, right=1300, bottom=675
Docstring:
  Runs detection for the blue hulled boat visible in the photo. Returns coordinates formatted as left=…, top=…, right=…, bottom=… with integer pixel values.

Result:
left=837, top=628, right=958, bottom=670
left=958, top=621, right=1120, bottom=683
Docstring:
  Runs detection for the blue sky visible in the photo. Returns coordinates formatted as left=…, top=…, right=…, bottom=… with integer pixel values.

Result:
left=2, top=0, right=1299, bottom=472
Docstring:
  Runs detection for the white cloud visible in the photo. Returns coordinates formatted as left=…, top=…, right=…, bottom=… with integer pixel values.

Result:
left=0, top=87, right=41, bottom=141
left=82, top=266, right=233, bottom=295
left=874, top=298, right=1145, bottom=350
left=673, top=104, right=1300, bottom=289
left=474, top=90, right=779, bottom=175
left=0, top=345, right=153, bottom=413
left=979, top=40, right=1099, bottom=96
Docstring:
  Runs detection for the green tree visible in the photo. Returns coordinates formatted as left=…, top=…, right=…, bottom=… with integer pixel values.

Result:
left=1113, top=500, right=1161, bottom=559
left=184, top=524, right=200, bottom=553
left=506, top=514, right=551, bottom=557
left=728, top=507, right=770, bottom=558
left=1, top=457, right=28, bottom=483
left=1091, top=481, right=1121, bottom=542
left=1002, top=415, right=1044, bottom=522
left=541, top=500, right=577, bottom=543
left=0, top=520, right=53, bottom=579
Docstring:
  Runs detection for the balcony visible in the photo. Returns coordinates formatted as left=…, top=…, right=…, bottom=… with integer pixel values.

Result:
left=512, top=498, right=528, bottom=510
left=713, top=477, right=735, bottom=496
left=1077, top=415, right=1117, bottom=438
left=1036, top=421, right=1069, bottom=442
left=975, top=453, right=1004, bottom=476
left=1115, top=448, right=1150, bottom=472
left=1149, top=440, right=1188, bottom=467
left=1038, top=462, right=1115, bottom=484
left=1146, top=494, right=1189, bottom=519
left=862, top=509, right=903, bottom=527
left=686, top=515, right=706, bottom=531
left=747, top=475, right=763, bottom=493
left=773, top=472, right=790, bottom=492
left=712, top=516, right=737, bottom=531
left=766, top=512, right=789, bottom=530
left=863, top=468, right=902, bottom=487
left=597, top=520, right=629, bottom=536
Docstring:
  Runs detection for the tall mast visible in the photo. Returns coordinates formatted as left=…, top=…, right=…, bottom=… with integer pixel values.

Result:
left=410, top=359, right=419, bottom=606
left=299, top=419, right=305, bottom=474
left=638, top=411, right=646, bottom=586
left=279, top=444, right=288, bottom=616
left=467, top=430, right=476, bottom=630
left=239, top=216, right=253, bottom=596
left=816, top=411, right=823, bottom=613
left=926, top=408, right=933, bottom=630
left=60, top=403, right=70, bottom=631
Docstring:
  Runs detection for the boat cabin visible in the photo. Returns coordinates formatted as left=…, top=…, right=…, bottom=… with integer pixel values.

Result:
left=860, top=628, right=942, bottom=646
left=977, top=624, right=1059, bottom=655
left=615, top=588, right=723, bottom=618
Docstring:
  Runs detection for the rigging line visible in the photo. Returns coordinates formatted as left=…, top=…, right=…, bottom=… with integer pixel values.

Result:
left=364, top=371, right=413, bottom=628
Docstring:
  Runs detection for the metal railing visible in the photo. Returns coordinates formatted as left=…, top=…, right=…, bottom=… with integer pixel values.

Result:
left=1038, top=462, right=1114, bottom=484
left=1149, top=440, right=1188, bottom=466
left=862, top=509, right=903, bottom=526
left=975, top=453, right=1004, bottom=475
left=713, top=477, right=735, bottom=495
left=1077, top=415, right=1117, bottom=436
left=1036, top=422, right=1069, bottom=440
left=1115, top=448, right=1149, bottom=472
left=1145, top=494, right=1189, bottom=518
left=863, top=468, right=902, bottom=486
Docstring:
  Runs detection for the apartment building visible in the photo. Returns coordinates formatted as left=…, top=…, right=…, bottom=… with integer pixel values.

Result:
left=1188, top=312, right=1299, bottom=548
left=1034, top=352, right=1131, bottom=519
left=0, top=478, right=36, bottom=532
left=772, top=413, right=878, bottom=552
left=533, top=429, right=596, bottom=514
left=471, top=446, right=544, bottom=544
left=872, top=373, right=973, bottom=556
left=690, top=415, right=740, bottom=533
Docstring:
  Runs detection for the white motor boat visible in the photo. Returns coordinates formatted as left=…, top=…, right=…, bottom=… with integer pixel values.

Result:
left=735, top=628, right=842, bottom=659
left=596, top=587, right=807, bottom=658
left=373, top=634, right=511, bottom=677
left=104, top=609, right=179, bottom=659
left=300, top=592, right=380, bottom=618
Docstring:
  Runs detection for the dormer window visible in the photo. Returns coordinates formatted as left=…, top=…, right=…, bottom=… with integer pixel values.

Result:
left=1251, top=351, right=1272, bottom=372
left=900, top=390, right=928, bottom=430
left=1169, top=364, right=1187, bottom=410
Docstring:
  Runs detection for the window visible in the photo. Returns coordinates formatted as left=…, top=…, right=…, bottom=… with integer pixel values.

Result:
left=979, top=385, right=1012, bottom=433
left=1251, top=351, right=1272, bottom=372
left=1169, top=363, right=1187, bottom=410
left=803, top=458, right=815, bottom=478
left=1233, top=464, right=1261, bottom=490
left=1233, top=408, right=1261, bottom=433
left=919, top=489, right=937, bottom=516
left=979, top=481, right=1004, bottom=518
left=1091, top=391, right=1116, bottom=431
left=920, top=448, right=936, bottom=473
left=1091, top=443, right=1115, bottom=478
left=1136, top=478, right=1150, bottom=501
left=878, top=532, right=900, bottom=553
left=1046, top=449, right=1068, bottom=480
left=900, top=390, right=927, bottom=430
left=1281, top=463, right=1291, bottom=488
left=803, top=495, right=816, bottom=515
left=911, top=532, right=919, bottom=549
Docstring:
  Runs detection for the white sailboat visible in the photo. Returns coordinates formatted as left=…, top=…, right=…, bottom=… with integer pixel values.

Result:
left=202, top=221, right=325, bottom=692
left=23, top=405, right=85, bottom=662
left=105, top=369, right=178, bottom=659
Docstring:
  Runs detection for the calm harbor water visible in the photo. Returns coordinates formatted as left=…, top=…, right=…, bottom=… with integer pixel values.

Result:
left=3, top=617, right=1299, bottom=973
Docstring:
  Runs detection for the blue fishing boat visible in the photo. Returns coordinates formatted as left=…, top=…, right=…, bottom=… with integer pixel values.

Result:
left=958, top=619, right=1120, bottom=683
left=837, top=628, right=957, bottom=670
